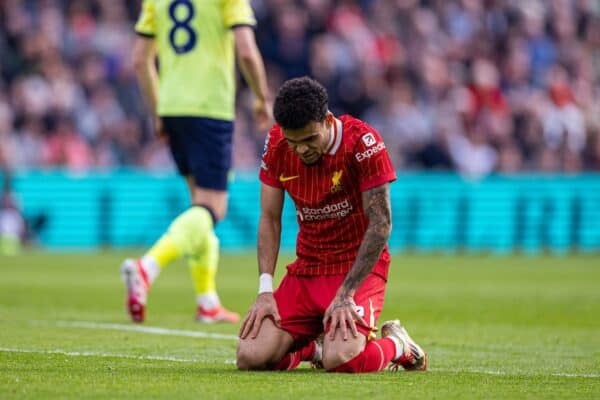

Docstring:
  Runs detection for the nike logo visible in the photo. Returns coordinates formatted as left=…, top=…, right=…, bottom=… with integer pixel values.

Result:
left=279, top=174, right=299, bottom=182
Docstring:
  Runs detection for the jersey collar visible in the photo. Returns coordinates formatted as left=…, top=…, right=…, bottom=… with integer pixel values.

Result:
left=326, top=117, right=343, bottom=155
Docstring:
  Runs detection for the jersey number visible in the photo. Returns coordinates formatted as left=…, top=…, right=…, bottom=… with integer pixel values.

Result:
left=168, top=0, right=197, bottom=54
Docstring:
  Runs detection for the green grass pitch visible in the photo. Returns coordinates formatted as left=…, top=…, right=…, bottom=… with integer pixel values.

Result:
left=1, top=251, right=599, bottom=399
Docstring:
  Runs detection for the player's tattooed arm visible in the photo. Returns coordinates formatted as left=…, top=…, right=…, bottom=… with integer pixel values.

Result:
left=324, top=183, right=391, bottom=339
left=339, top=183, right=391, bottom=298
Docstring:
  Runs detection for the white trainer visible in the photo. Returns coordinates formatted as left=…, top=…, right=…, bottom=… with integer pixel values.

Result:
left=120, top=259, right=149, bottom=323
left=381, top=320, right=427, bottom=371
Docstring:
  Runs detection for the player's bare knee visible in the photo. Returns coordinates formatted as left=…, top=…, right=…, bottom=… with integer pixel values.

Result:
left=322, top=345, right=362, bottom=370
left=235, top=353, right=261, bottom=371
left=322, top=333, right=366, bottom=370
left=236, top=337, right=280, bottom=370
left=236, top=345, right=270, bottom=370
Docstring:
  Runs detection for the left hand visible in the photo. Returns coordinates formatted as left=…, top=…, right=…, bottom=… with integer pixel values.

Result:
left=323, top=294, right=368, bottom=341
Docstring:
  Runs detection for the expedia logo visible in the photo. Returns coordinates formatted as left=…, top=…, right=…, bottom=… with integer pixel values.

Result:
left=296, top=199, right=353, bottom=221
left=355, top=142, right=386, bottom=162
left=362, top=133, right=377, bottom=147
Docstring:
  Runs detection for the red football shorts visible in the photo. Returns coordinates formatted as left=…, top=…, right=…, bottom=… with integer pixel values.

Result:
left=273, top=271, right=387, bottom=350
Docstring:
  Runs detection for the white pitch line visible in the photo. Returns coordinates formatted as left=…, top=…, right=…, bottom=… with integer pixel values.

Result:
left=49, top=320, right=238, bottom=341
left=0, top=347, right=235, bottom=364
left=18, top=320, right=600, bottom=379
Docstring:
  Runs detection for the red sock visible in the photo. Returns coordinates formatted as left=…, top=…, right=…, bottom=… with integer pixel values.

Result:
left=329, top=338, right=396, bottom=373
left=273, top=341, right=316, bottom=371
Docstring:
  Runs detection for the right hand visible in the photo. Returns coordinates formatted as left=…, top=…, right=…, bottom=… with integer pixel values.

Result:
left=239, top=292, right=281, bottom=340
left=154, top=116, right=167, bottom=142
left=253, top=98, right=273, bottom=133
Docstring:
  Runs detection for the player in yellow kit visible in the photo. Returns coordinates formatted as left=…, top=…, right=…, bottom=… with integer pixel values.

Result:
left=121, top=0, right=272, bottom=323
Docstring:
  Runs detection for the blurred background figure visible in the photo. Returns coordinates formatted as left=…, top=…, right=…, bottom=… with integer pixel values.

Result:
left=0, top=174, right=25, bottom=256
left=119, top=0, right=271, bottom=326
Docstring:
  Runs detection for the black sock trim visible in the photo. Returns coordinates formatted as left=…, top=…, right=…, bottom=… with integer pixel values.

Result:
left=192, top=204, right=218, bottom=226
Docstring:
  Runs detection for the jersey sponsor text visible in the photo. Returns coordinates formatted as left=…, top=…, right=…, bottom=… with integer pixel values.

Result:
left=297, top=199, right=353, bottom=221
left=355, top=142, right=386, bottom=162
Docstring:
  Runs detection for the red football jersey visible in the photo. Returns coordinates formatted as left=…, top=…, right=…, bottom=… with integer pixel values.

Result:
left=259, top=115, right=396, bottom=276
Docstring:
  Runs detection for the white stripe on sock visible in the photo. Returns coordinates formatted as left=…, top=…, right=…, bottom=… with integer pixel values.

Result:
left=140, top=256, right=161, bottom=283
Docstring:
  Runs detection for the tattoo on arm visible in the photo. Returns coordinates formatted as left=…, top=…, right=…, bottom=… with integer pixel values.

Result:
left=339, top=184, right=391, bottom=298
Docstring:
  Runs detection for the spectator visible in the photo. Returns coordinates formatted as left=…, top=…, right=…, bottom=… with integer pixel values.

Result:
left=0, top=0, right=599, bottom=175
left=540, top=64, right=586, bottom=154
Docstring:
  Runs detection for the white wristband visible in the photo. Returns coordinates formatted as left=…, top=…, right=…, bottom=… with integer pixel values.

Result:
left=258, top=273, right=273, bottom=294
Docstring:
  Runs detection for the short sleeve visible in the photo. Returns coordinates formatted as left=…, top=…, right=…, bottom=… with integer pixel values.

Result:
left=222, top=0, right=256, bottom=28
left=352, top=127, right=397, bottom=192
left=258, top=129, right=283, bottom=189
left=135, top=0, right=156, bottom=37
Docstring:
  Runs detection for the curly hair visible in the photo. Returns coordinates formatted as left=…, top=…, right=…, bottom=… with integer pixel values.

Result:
left=273, top=76, right=328, bottom=130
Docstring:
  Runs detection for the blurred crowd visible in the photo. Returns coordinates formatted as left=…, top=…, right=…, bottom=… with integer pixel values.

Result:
left=1, top=0, right=600, bottom=178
